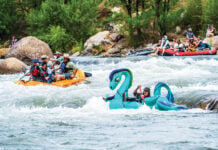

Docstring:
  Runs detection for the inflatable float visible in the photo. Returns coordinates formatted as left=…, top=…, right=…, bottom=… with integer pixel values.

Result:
left=104, top=68, right=187, bottom=111
left=15, top=69, right=87, bottom=87
left=157, top=47, right=216, bottom=56
left=127, top=49, right=155, bottom=56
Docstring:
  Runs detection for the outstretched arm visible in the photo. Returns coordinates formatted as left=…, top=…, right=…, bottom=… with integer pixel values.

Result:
left=134, top=85, right=141, bottom=96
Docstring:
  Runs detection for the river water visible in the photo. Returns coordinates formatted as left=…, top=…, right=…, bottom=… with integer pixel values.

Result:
left=0, top=56, right=218, bottom=149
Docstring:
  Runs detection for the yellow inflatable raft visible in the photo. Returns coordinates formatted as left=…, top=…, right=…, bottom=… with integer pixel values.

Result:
left=15, top=69, right=87, bottom=87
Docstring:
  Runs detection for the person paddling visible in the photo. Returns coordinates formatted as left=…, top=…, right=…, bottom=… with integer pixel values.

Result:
left=55, top=54, right=77, bottom=81
left=41, top=55, right=53, bottom=69
left=133, top=85, right=150, bottom=103
left=26, top=58, right=41, bottom=81
left=39, top=62, right=54, bottom=83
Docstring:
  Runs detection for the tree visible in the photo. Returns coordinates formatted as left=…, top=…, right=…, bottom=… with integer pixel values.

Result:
left=152, top=0, right=183, bottom=36
left=26, top=0, right=101, bottom=52
left=0, top=0, right=18, bottom=40
left=204, top=0, right=218, bottom=29
left=183, top=0, right=203, bottom=34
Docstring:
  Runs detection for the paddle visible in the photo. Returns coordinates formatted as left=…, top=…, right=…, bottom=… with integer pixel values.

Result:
left=18, top=66, right=35, bottom=80
left=84, top=72, right=92, bottom=78
left=139, top=87, right=145, bottom=103
left=73, top=76, right=91, bottom=83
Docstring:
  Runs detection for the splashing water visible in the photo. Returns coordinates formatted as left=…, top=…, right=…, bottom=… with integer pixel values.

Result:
left=0, top=56, right=218, bottom=149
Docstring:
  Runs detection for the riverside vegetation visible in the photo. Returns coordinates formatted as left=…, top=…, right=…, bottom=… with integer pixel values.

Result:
left=0, top=0, right=218, bottom=54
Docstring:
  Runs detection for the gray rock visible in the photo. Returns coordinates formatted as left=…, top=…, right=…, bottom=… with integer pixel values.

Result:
left=109, top=33, right=123, bottom=42
left=84, top=31, right=110, bottom=49
left=0, top=57, right=27, bottom=74
left=107, top=48, right=120, bottom=54
left=197, top=95, right=218, bottom=111
left=6, top=36, right=53, bottom=63
left=72, top=52, right=80, bottom=56
left=203, top=36, right=218, bottom=50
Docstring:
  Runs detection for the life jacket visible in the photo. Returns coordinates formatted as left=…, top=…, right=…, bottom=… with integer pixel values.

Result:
left=30, top=66, right=40, bottom=77
left=40, top=68, right=48, bottom=78
left=60, top=62, right=66, bottom=73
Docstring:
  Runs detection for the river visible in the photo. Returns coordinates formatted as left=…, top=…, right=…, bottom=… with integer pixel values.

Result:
left=0, top=56, right=218, bottom=149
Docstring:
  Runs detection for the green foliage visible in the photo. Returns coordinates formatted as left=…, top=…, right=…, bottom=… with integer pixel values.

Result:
left=0, top=0, right=18, bottom=40
left=26, top=0, right=101, bottom=51
left=39, top=26, right=71, bottom=52
left=72, top=41, right=84, bottom=53
left=1, top=0, right=218, bottom=50
left=204, top=0, right=218, bottom=29
left=152, top=0, right=183, bottom=36
left=183, top=0, right=203, bottom=34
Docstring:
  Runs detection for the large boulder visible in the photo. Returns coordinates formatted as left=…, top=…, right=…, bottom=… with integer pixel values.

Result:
left=197, top=95, right=218, bottom=111
left=109, top=33, right=123, bottom=42
left=6, top=36, right=53, bottom=63
left=0, top=48, right=9, bottom=58
left=203, top=36, right=218, bottom=49
left=82, top=31, right=111, bottom=55
left=0, top=57, right=27, bottom=74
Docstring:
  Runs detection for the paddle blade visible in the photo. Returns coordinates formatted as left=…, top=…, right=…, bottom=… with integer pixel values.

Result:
left=85, top=72, right=92, bottom=77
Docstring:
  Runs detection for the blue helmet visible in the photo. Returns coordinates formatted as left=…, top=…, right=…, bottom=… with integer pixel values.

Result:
left=32, top=58, right=40, bottom=63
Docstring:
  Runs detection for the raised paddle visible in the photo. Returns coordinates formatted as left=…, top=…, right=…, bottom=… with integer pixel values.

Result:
left=139, top=87, right=145, bottom=103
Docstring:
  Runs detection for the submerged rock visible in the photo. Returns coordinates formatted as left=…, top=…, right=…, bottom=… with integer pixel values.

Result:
left=6, top=36, right=53, bottom=63
left=198, top=95, right=218, bottom=111
left=0, top=57, right=27, bottom=74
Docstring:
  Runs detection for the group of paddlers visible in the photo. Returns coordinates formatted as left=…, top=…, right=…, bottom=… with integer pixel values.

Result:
left=24, top=52, right=77, bottom=83
left=155, top=25, right=216, bottom=54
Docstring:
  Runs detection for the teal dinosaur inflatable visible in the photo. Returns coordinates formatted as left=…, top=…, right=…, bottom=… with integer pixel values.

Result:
left=105, top=68, right=187, bottom=110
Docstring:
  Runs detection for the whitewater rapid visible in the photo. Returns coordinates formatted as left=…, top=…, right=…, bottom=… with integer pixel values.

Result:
left=0, top=56, right=218, bottom=149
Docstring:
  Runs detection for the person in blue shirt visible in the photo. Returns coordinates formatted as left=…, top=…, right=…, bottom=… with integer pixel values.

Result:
left=160, top=35, right=170, bottom=49
left=186, top=28, right=196, bottom=42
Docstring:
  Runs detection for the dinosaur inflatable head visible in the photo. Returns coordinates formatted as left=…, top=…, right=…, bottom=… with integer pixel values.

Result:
left=109, top=68, right=133, bottom=90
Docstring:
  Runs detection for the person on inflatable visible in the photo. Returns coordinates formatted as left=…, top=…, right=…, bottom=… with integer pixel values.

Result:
left=160, top=35, right=170, bottom=49
left=174, top=39, right=185, bottom=52
left=39, top=62, right=54, bottom=83
left=41, top=55, right=53, bottom=69
left=186, top=28, right=196, bottom=43
left=155, top=35, right=170, bottom=55
left=186, top=38, right=197, bottom=52
left=133, top=85, right=150, bottom=102
left=206, top=24, right=216, bottom=38
left=26, top=58, right=41, bottom=81
left=55, top=54, right=77, bottom=81
left=196, top=36, right=211, bottom=51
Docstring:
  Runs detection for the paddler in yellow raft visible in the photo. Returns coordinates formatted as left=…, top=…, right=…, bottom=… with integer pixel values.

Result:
left=55, top=54, right=78, bottom=81
left=16, top=54, right=89, bottom=87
